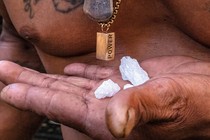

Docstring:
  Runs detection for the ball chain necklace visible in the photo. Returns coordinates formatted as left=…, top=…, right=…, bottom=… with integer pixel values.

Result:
left=83, top=0, right=122, bottom=61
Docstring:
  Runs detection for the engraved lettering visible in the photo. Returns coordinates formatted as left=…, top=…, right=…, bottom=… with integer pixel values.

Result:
left=107, top=34, right=113, bottom=59
left=96, top=32, right=115, bottom=61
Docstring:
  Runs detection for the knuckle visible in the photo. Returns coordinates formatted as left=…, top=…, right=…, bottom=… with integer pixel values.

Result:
left=87, top=79, right=97, bottom=89
left=16, top=69, right=28, bottom=82
left=45, top=92, right=57, bottom=119
left=84, top=65, right=96, bottom=79
left=41, top=77, right=58, bottom=88
left=96, top=66, right=114, bottom=79
left=159, top=77, right=188, bottom=108
left=144, top=77, right=189, bottom=121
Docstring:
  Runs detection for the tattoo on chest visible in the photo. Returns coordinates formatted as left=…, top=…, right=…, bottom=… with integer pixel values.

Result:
left=23, top=0, right=41, bottom=18
left=203, top=1, right=210, bottom=13
left=23, top=0, right=84, bottom=19
left=53, top=0, right=84, bottom=13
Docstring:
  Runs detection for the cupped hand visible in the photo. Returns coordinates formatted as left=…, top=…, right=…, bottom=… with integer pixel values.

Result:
left=0, top=56, right=210, bottom=140
left=0, top=60, right=127, bottom=139
left=64, top=56, right=210, bottom=139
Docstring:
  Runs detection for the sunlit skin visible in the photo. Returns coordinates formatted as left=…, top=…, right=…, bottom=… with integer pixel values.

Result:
left=0, top=0, right=210, bottom=139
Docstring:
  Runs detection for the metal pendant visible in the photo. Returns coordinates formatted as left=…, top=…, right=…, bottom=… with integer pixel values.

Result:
left=96, top=32, right=115, bottom=61
left=83, top=0, right=113, bottom=22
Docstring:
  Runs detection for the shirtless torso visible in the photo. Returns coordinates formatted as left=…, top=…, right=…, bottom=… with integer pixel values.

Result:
left=0, top=0, right=210, bottom=140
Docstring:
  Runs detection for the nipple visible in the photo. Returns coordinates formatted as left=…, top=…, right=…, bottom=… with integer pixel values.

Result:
left=83, top=0, right=113, bottom=22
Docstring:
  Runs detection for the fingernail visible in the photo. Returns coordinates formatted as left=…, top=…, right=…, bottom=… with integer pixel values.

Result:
left=106, top=107, right=137, bottom=138
left=0, top=85, right=10, bottom=100
left=106, top=106, right=128, bottom=138
left=124, top=108, right=137, bottom=137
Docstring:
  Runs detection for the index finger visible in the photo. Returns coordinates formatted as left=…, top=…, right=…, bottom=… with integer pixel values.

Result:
left=0, top=61, right=91, bottom=94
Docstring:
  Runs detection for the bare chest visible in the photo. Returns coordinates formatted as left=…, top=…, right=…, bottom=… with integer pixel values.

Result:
left=2, top=0, right=210, bottom=60
left=3, top=0, right=100, bottom=56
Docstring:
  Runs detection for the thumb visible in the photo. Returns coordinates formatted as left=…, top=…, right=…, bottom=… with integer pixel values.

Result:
left=106, top=77, right=185, bottom=138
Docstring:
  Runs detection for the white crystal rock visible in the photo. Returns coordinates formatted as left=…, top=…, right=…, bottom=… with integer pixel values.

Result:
left=120, top=56, right=149, bottom=86
left=123, top=84, right=134, bottom=89
left=94, top=79, right=121, bottom=99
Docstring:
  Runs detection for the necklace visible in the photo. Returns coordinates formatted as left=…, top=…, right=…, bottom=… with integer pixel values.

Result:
left=83, top=0, right=122, bottom=61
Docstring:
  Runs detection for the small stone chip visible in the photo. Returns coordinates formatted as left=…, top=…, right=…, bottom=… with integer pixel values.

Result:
left=120, top=56, right=149, bottom=86
left=94, top=56, right=150, bottom=99
left=123, top=84, right=134, bottom=89
left=94, top=79, right=121, bottom=99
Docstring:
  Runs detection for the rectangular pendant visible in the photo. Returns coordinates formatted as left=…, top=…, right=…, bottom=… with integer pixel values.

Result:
left=96, top=32, right=115, bottom=61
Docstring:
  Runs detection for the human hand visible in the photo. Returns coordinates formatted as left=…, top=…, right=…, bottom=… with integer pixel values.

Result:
left=64, top=56, right=210, bottom=139
left=1, top=56, right=210, bottom=140
left=0, top=60, right=126, bottom=139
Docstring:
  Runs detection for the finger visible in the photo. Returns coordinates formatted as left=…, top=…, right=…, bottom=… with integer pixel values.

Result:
left=0, top=61, right=89, bottom=94
left=64, top=63, right=115, bottom=80
left=44, top=74, right=97, bottom=89
left=22, top=72, right=89, bottom=95
left=0, top=60, right=25, bottom=84
left=106, top=76, right=188, bottom=138
left=0, top=61, right=40, bottom=83
left=0, top=83, right=88, bottom=130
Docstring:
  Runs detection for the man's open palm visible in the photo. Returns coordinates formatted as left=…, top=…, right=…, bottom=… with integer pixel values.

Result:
left=0, top=56, right=210, bottom=140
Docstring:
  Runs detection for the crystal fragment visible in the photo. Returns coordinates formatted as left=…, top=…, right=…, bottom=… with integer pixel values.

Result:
left=94, top=79, right=121, bottom=99
left=119, top=56, right=149, bottom=86
left=123, top=84, right=134, bottom=89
